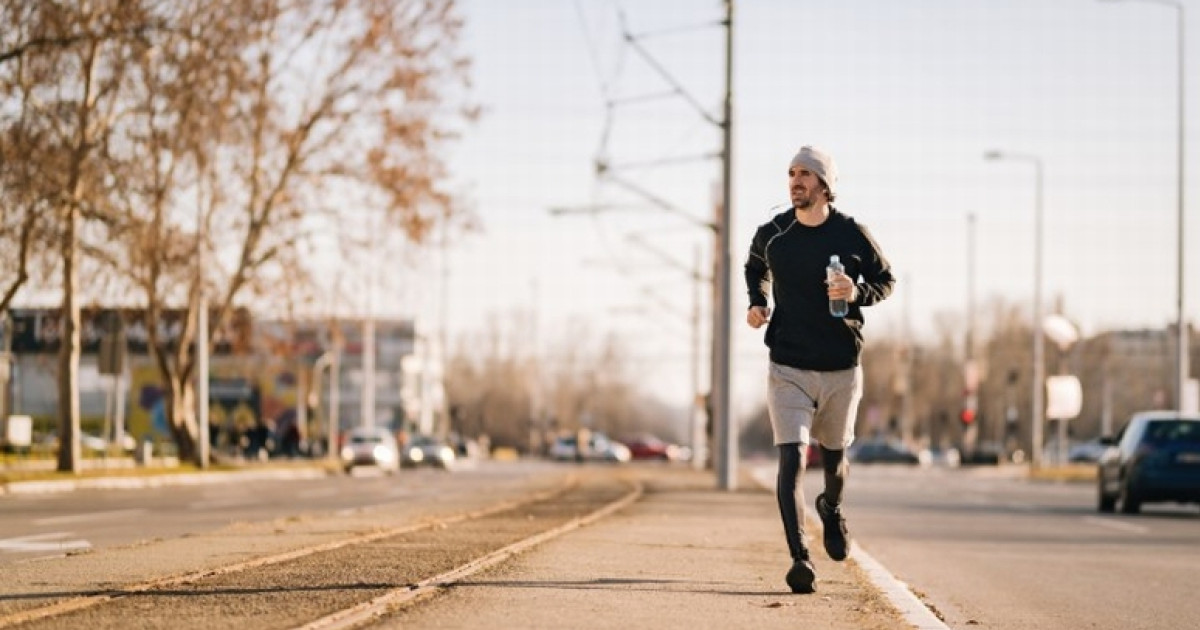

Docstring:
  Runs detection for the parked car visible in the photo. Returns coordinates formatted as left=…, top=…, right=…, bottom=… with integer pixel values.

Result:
left=339, top=426, right=400, bottom=474
left=805, top=441, right=824, bottom=469
left=1069, top=437, right=1112, bottom=464
left=549, top=432, right=631, bottom=464
left=74, top=432, right=138, bottom=453
left=849, top=438, right=920, bottom=465
left=402, top=434, right=457, bottom=469
left=961, top=441, right=1005, bottom=466
left=918, top=446, right=961, bottom=468
left=1098, top=411, right=1200, bottom=514
left=621, top=434, right=683, bottom=461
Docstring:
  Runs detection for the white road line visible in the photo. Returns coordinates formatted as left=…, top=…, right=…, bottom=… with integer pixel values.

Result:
left=0, top=532, right=92, bottom=553
left=188, top=498, right=259, bottom=510
left=1081, top=516, right=1149, bottom=534
left=34, top=509, right=147, bottom=526
left=962, top=491, right=1036, bottom=512
left=296, top=488, right=340, bottom=500
left=852, top=545, right=951, bottom=630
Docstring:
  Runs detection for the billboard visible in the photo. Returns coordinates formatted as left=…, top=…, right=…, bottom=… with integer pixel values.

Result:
left=6, top=308, right=251, bottom=355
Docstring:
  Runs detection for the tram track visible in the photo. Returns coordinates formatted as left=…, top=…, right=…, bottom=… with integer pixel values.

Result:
left=1, top=471, right=642, bottom=630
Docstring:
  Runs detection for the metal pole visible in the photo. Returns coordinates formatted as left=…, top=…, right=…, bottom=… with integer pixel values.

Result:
left=691, top=245, right=704, bottom=471
left=1174, top=3, right=1188, bottom=412
left=714, top=0, right=735, bottom=490
left=967, top=213, right=976, bottom=363
left=964, top=213, right=978, bottom=452
left=984, top=150, right=1045, bottom=469
left=197, top=194, right=210, bottom=469
left=363, top=315, right=375, bottom=429
left=330, top=341, right=341, bottom=460
left=1099, top=0, right=1189, bottom=409
left=363, top=235, right=377, bottom=430
left=1033, top=159, right=1045, bottom=470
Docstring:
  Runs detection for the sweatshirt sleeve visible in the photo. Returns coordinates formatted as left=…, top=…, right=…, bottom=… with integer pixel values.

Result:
left=744, top=225, right=771, bottom=309
left=853, top=223, right=895, bottom=307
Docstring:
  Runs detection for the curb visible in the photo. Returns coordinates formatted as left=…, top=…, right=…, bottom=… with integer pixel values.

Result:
left=1, top=467, right=331, bottom=496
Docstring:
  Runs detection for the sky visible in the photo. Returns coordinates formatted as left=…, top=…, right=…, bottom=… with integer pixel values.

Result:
left=406, top=0, right=1200, bottom=425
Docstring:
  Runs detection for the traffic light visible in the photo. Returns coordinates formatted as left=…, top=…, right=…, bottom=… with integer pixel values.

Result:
left=960, top=391, right=978, bottom=425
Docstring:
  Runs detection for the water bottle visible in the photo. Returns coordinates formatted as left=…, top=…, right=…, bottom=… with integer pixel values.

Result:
left=827, top=255, right=848, bottom=318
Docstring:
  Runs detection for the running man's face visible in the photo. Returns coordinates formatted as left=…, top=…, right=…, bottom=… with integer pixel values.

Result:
left=788, top=166, right=826, bottom=209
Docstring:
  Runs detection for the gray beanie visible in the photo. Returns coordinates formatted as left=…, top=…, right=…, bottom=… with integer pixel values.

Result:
left=789, top=145, right=838, bottom=196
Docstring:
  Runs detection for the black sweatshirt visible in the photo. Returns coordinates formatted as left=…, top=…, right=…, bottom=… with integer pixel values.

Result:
left=744, top=207, right=895, bottom=371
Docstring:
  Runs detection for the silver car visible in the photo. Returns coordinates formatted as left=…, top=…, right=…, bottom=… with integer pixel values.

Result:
left=402, top=435, right=458, bottom=469
left=340, top=426, right=401, bottom=474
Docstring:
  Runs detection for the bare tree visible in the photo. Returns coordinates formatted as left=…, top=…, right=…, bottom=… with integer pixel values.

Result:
left=0, top=1, right=159, bottom=472
left=101, top=0, right=476, bottom=463
left=2, top=0, right=474, bottom=468
left=444, top=315, right=660, bottom=453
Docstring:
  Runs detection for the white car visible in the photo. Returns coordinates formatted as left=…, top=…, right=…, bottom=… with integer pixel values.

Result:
left=549, top=432, right=631, bottom=464
left=340, top=426, right=401, bottom=474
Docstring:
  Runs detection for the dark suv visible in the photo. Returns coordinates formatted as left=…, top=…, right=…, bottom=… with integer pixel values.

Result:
left=1097, top=412, right=1200, bottom=514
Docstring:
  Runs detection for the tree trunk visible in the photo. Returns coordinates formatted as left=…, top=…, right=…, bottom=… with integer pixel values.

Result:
left=168, top=376, right=199, bottom=464
left=55, top=206, right=81, bottom=473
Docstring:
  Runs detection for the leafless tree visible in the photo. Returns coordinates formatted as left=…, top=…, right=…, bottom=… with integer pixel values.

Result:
left=2, top=0, right=475, bottom=467
left=0, top=1, right=161, bottom=472
left=444, top=315, right=666, bottom=454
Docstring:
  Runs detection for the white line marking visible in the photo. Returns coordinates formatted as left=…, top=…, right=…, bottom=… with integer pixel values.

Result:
left=35, top=509, right=147, bottom=526
left=0, top=532, right=92, bottom=553
left=296, top=488, right=340, bottom=500
left=188, top=498, right=258, bottom=510
left=852, top=545, right=951, bottom=630
left=1081, top=516, right=1149, bottom=534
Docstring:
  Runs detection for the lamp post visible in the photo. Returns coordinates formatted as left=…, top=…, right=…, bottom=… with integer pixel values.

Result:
left=985, top=150, right=1046, bottom=469
left=1099, top=0, right=1188, bottom=411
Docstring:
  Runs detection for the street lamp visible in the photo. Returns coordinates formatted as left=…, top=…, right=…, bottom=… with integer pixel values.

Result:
left=985, top=150, right=1046, bottom=469
left=1098, top=0, right=1188, bottom=411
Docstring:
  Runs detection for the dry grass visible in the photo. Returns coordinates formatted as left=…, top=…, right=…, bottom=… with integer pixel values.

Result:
left=0, top=457, right=338, bottom=484
left=1027, top=463, right=1097, bottom=482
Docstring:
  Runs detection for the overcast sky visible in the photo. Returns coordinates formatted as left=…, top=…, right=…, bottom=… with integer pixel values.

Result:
left=405, top=0, right=1199, bottom=420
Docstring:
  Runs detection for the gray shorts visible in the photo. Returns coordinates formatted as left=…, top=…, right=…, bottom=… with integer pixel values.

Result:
left=766, top=362, right=862, bottom=448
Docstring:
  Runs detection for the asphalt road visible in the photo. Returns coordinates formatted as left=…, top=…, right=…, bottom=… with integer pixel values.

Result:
left=4, top=460, right=1198, bottom=630
left=836, top=464, right=1200, bottom=630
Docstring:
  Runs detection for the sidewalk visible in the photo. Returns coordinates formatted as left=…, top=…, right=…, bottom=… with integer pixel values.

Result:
left=0, top=458, right=333, bottom=495
left=385, top=466, right=919, bottom=630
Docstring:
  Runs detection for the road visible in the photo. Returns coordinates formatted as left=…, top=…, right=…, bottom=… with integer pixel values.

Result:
left=2, top=461, right=1197, bottom=629
left=836, top=464, right=1200, bottom=630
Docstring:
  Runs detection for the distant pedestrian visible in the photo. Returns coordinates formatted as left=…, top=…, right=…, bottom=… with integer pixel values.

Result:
left=744, top=145, right=895, bottom=594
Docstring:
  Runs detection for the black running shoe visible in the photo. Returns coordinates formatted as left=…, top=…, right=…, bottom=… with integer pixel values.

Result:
left=785, top=556, right=816, bottom=594
left=815, top=493, right=850, bottom=561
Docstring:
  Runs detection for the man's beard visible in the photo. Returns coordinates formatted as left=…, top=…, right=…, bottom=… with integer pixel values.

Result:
left=792, top=190, right=815, bottom=209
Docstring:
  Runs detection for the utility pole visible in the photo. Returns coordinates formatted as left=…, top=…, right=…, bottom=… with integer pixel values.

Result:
left=691, top=246, right=705, bottom=471
left=713, top=0, right=735, bottom=490
left=196, top=183, right=210, bottom=469
left=363, top=228, right=377, bottom=430
left=565, top=2, right=736, bottom=487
